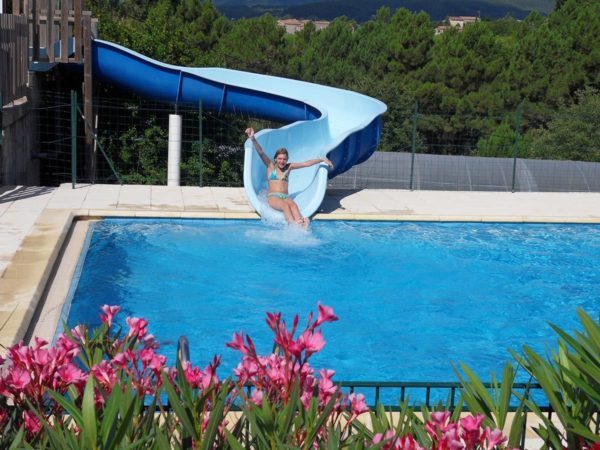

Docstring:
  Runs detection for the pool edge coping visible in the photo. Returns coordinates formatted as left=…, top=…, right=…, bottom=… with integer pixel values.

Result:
left=1, top=208, right=600, bottom=350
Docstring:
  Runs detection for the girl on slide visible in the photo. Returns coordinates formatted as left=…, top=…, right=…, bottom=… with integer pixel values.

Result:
left=245, top=127, right=334, bottom=227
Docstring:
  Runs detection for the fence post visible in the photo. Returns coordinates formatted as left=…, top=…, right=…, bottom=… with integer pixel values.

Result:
left=0, top=93, right=3, bottom=149
left=32, top=0, right=40, bottom=61
left=511, top=102, right=523, bottom=193
left=82, top=11, right=94, bottom=183
left=71, top=90, right=77, bottom=188
left=409, top=101, right=418, bottom=191
left=198, top=99, right=203, bottom=187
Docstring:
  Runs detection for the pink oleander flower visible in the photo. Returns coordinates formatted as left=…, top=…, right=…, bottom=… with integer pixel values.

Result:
left=397, top=434, right=425, bottom=450
left=251, top=389, right=263, bottom=405
left=29, top=337, right=46, bottom=352
left=226, top=332, right=249, bottom=355
left=200, top=356, right=221, bottom=390
left=55, top=333, right=80, bottom=359
left=126, top=316, right=148, bottom=339
left=111, top=351, right=130, bottom=369
left=315, top=302, right=338, bottom=327
left=91, top=361, right=117, bottom=392
left=23, top=410, right=42, bottom=435
left=143, top=334, right=158, bottom=349
left=348, top=393, right=369, bottom=417
left=233, top=357, right=259, bottom=382
left=274, top=327, right=300, bottom=358
left=54, top=364, right=87, bottom=390
left=32, top=347, right=51, bottom=368
left=6, top=367, right=31, bottom=391
left=265, top=311, right=281, bottom=332
left=372, top=430, right=394, bottom=445
left=318, top=369, right=337, bottom=405
left=439, top=426, right=462, bottom=450
left=182, top=362, right=204, bottom=389
left=426, top=411, right=454, bottom=438
left=371, top=431, right=425, bottom=450
left=298, top=329, right=325, bottom=357
left=460, top=414, right=484, bottom=449
left=70, top=325, right=86, bottom=343
left=266, top=359, right=287, bottom=384
left=140, top=348, right=166, bottom=371
left=300, top=388, right=313, bottom=410
left=484, top=427, right=507, bottom=450
left=431, top=411, right=451, bottom=427
left=0, top=408, right=8, bottom=429
left=101, top=304, right=120, bottom=328
left=8, top=343, right=32, bottom=371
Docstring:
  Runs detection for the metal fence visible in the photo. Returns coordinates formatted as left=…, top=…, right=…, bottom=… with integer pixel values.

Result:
left=28, top=89, right=600, bottom=192
left=328, top=151, right=600, bottom=192
left=35, top=88, right=275, bottom=187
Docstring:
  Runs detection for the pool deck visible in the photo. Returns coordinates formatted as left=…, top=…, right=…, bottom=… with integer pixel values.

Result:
left=1, top=183, right=600, bottom=350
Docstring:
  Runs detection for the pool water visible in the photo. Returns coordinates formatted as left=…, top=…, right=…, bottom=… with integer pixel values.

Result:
left=67, top=219, right=599, bottom=387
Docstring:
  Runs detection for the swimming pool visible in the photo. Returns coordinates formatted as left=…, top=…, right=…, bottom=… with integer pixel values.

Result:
left=66, top=219, right=599, bottom=387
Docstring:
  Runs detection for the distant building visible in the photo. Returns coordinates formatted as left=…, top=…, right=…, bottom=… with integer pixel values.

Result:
left=447, top=16, right=479, bottom=29
left=435, top=15, right=479, bottom=35
left=434, top=25, right=450, bottom=35
left=277, top=18, right=330, bottom=34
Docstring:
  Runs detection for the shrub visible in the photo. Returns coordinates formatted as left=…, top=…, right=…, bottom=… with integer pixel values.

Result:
left=0, top=303, right=535, bottom=449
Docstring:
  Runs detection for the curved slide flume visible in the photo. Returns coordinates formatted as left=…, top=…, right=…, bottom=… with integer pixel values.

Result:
left=92, top=39, right=387, bottom=221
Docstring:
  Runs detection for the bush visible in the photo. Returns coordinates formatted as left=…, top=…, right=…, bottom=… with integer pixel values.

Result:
left=4, top=303, right=592, bottom=449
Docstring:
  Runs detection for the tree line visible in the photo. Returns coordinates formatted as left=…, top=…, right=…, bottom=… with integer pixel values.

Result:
left=88, top=0, right=600, bottom=162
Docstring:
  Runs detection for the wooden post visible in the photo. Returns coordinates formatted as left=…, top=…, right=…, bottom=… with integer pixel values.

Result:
left=74, top=0, right=81, bottom=61
left=32, top=0, right=39, bottom=61
left=60, top=0, right=68, bottom=62
left=46, top=0, right=54, bottom=61
left=82, top=11, right=95, bottom=182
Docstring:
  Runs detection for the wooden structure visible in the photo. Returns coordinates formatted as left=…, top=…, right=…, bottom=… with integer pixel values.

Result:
left=0, top=14, right=28, bottom=104
left=0, top=0, right=97, bottom=183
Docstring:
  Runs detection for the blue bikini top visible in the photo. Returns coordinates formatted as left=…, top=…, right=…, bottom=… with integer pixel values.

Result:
left=269, top=168, right=289, bottom=183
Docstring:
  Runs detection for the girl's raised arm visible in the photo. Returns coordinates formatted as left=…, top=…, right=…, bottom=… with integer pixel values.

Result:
left=289, top=157, right=334, bottom=171
left=245, top=128, right=271, bottom=167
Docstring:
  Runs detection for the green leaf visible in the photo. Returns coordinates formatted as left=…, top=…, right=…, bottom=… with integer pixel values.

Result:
left=82, top=376, right=98, bottom=450
left=161, top=372, right=198, bottom=441
left=8, top=426, right=25, bottom=450
left=25, top=400, right=70, bottom=449
left=46, top=390, right=84, bottom=425
left=109, top=384, right=139, bottom=449
left=506, top=402, right=526, bottom=448
left=454, top=363, right=495, bottom=426
left=99, top=381, right=122, bottom=446
left=224, top=429, right=246, bottom=450
left=497, top=363, right=516, bottom=428
left=304, top=387, right=340, bottom=448
left=199, top=383, right=229, bottom=450
left=154, top=427, right=172, bottom=450
left=240, top=394, right=270, bottom=449
left=277, top=378, right=301, bottom=438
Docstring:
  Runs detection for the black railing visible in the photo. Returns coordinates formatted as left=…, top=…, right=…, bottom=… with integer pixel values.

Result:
left=336, top=380, right=549, bottom=411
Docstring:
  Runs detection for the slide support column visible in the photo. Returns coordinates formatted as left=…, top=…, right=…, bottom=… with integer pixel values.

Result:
left=168, top=114, right=182, bottom=186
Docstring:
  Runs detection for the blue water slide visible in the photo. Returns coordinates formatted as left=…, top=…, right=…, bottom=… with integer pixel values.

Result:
left=92, top=39, right=387, bottom=220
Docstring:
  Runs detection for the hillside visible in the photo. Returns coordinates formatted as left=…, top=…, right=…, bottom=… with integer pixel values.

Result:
left=214, top=0, right=555, bottom=21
